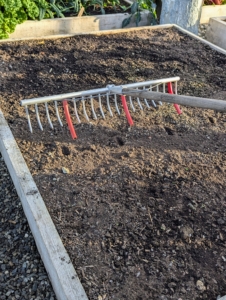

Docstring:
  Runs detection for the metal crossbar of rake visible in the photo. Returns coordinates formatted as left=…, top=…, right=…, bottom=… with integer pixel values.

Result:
left=20, top=77, right=181, bottom=139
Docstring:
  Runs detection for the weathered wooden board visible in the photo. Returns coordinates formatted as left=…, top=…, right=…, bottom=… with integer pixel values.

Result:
left=0, top=110, right=88, bottom=300
left=206, top=17, right=226, bottom=50
left=201, top=5, right=226, bottom=23
left=9, top=12, right=151, bottom=39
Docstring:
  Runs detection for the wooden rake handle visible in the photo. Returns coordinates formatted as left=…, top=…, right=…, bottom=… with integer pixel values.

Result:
left=122, top=89, right=226, bottom=112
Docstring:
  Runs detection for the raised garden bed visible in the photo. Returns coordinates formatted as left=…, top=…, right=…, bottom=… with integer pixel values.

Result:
left=6, top=4, right=226, bottom=40
left=9, top=12, right=151, bottom=39
left=201, top=4, right=226, bottom=23
left=206, top=16, right=226, bottom=50
left=0, top=25, right=226, bottom=300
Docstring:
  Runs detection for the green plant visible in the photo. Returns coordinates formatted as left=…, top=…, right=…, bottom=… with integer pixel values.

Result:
left=122, top=0, right=157, bottom=28
left=36, top=0, right=54, bottom=20
left=81, top=0, right=105, bottom=14
left=0, top=0, right=139, bottom=39
left=48, top=0, right=105, bottom=17
left=48, top=0, right=80, bottom=18
left=0, top=0, right=40, bottom=39
left=0, top=0, right=106, bottom=39
left=103, top=0, right=127, bottom=12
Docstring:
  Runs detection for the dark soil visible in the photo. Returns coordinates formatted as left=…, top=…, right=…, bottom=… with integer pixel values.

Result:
left=0, top=28, right=226, bottom=300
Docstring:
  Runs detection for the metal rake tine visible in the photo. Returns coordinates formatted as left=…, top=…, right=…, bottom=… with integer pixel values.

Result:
left=45, top=102, right=54, bottom=129
left=114, top=94, right=120, bottom=115
left=156, top=85, right=162, bottom=106
left=136, top=88, right=143, bottom=110
left=35, top=104, right=43, bottom=131
left=175, top=81, right=178, bottom=94
left=143, top=86, right=150, bottom=108
left=129, top=96, right=136, bottom=112
left=90, top=95, right=97, bottom=120
left=163, top=83, right=166, bottom=93
left=149, top=85, right=157, bottom=108
left=73, top=99, right=81, bottom=123
left=106, top=93, right=113, bottom=117
left=55, top=100, right=63, bottom=127
left=98, top=94, right=105, bottom=119
left=25, top=106, right=33, bottom=133
left=82, top=96, right=89, bottom=121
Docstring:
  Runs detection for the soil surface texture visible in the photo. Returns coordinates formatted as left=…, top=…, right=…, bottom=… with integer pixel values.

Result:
left=0, top=28, right=226, bottom=300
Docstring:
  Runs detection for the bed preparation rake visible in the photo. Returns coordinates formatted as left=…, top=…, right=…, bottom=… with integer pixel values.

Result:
left=20, top=76, right=181, bottom=139
left=20, top=76, right=226, bottom=139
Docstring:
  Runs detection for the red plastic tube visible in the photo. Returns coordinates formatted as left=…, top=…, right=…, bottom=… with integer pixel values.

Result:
left=121, top=95, right=134, bottom=126
left=167, top=82, right=182, bottom=115
left=63, top=100, right=77, bottom=139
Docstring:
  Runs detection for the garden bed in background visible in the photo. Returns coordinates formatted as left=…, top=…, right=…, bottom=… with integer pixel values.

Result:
left=207, top=16, right=226, bottom=50
left=9, top=12, right=151, bottom=39
left=0, top=27, right=226, bottom=299
left=7, top=2, right=226, bottom=39
left=201, top=5, right=226, bottom=23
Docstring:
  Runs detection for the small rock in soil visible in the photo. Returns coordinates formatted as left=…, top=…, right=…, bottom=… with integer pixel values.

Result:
left=62, top=167, right=70, bottom=174
left=180, top=226, right=194, bottom=240
left=196, top=280, right=206, bottom=292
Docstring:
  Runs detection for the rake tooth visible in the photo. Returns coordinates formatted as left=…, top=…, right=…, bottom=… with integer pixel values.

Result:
left=114, top=94, right=120, bottom=115
left=163, top=83, right=166, bottom=93
left=156, top=85, right=162, bottom=106
left=129, top=96, right=136, bottom=112
left=35, top=104, right=43, bottom=131
left=82, top=97, right=89, bottom=121
left=45, top=102, right=54, bottom=129
left=106, top=93, right=113, bottom=117
left=137, top=97, right=143, bottom=110
left=143, top=86, right=150, bottom=108
left=98, top=94, right=105, bottom=119
left=54, top=100, right=63, bottom=127
left=25, top=105, right=33, bottom=133
left=90, top=95, right=97, bottom=120
left=151, top=100, right=157, bottom=107
left=136, top=88, right=143, bottom=110
left=175, top=81, right=178, bottom=94
left=73, top=99, right=81, bottom=123
left=149, top=85, right=157, bottom=108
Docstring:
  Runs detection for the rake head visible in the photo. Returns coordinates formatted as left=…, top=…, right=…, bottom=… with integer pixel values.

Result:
left=20, top=77, right=181, bottom=139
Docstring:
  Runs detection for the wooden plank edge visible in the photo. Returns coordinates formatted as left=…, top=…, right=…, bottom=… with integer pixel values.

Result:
left=9, top=11, right=151, bottom=39
left=201, top=5, right=226, bottom=23
left=0, top=24, right=174, bottom=43
left=0, top=110, right=88, bottom=300
left=173, top=24, right=226, bottom=56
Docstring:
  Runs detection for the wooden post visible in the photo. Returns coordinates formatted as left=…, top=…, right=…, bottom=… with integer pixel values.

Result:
left=160, top=0, right=203, bottom=34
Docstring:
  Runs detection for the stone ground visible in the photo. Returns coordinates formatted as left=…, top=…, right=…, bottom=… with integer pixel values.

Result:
left=198, top=23, right=208, bottom=39
left=0, top=154, right=56, bottom=300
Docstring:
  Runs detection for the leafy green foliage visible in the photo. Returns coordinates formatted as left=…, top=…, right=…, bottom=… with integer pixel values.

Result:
left=0, top=0, right=131, bottom=39
left=122, top=0, right=157, bottom=28
left=122, top=15, right=132, bottom=27
left=48, top=0, right=106, bottom=17
left=0, top=0, right=39, bottom=39
left=103, top=0, right=127, bottom=12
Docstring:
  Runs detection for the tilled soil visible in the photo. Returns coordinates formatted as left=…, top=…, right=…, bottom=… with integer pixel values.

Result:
left=0, top=27, right=226, bottom=300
